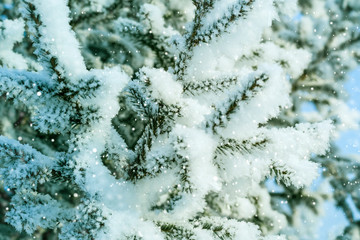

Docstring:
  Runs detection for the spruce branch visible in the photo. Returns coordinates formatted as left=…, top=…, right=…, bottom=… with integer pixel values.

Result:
left=22, top=0, right=87, bottom=83
left=183, top=75, right=240, bottom=95
left=0, top=136, right=55, bottom=190
left=117, top=18, right=175, bottom=69
left=59, top=199, right=107, bottom=239
left=0, top=69, right=55, bottom=105
left=204, top=73, right=269, bottom=133
left=23, top=1, right=65, bottom=81
left=6, top=190, right=67, bottom=235
left=158, top=222, right=195, bottom=240
left=195, top=0, right=255, bottom=48
left=175, top=0, right=256, bottom=80
left=215, top=137, right=268, bottom=157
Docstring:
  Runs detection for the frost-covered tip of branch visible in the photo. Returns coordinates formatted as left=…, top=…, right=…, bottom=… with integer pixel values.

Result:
left=185, top=0, right=276, bottom=82
left=115, top=16, right=176, bottom=70
left=195, top=216, right=266, bottom=239
left=135, top=126, right=221, bottom=222
left=0, top=69, right=54, bottom=107
left=22, top=0, right=87, bottom=81
left=222, top=65, right=290, bottom=139
left=242, top=42, right=312, bottom=79
left=185, top=0, right=259, bottom=51
left=0, top=136, right=55, bottom=190
left=204, top=72, right=269, bottom=133
left=0, top=69, right=91, bottom=134
left=60, top=199, right=107, bottom=239
left=175, top=0, right=258, bottom=79
left=197, top=0, right=256, bottom=46
left=215, top=120, right=333, bottom=187
left=6, top=191, right=67, bottom=235
left=162, top=126, right=220, bottom=219
left=183, top=74, right=240, bottom=95
left=134, top=67, right=211, bottom=128
left=215, top=136, right=268, bottom=158
left=204, top=64, right=290, bottom=139
left=268, top=120, right=334, bottom=188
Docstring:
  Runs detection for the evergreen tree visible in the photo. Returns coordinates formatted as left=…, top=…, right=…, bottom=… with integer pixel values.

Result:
left=0, top=0, right=358, bottom=239
left=268, top=1, right=360, bottom=239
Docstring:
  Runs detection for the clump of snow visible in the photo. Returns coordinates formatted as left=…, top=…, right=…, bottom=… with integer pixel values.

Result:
left=178, top=98, right=211, bottom=127
left=221, top=64, right=291, bottom=140
left=267, top=120, right=333, bottom=187
left=259, top=42, right=312, bottom=78
left=185, top=0, right=277, bottom=83
left=30, top=0, right=87, bottom=80
left=140, top=3, right=176, bottom=36
left=0, top=19, right=27, bottom=69
left=172, top=125, right=220, bottom=196
left=161, top=125, right=220, bottom=220
left=141, top=67, right=182, bottom=105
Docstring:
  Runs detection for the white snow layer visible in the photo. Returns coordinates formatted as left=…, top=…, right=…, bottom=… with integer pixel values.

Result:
left=30, top=0, right=87, bottom=80
left=221, top=64, right=291, bottom=140
left=0, top=19, right=28, bottom=69
left=185, top=0, right=277, bottom=82
left=220, top=120, right=333, bottom=187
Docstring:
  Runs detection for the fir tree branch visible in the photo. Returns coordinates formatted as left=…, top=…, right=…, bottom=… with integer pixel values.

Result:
left=23, top=0, right=87, bottom=82
left=59, top=199, right=106, bottom=239
left=158, top=222, right=195, bottom=240
left=0, top=136, right=55, bottom=190
left=117, top=18, right=175, bottom=69
left=183, top=75, right=240, bottom=95
left=176, top=153, right=193, bottom=193
left=0, top=69, right=55, bottom=106
left=6, top=190, right=67, bottom=235
left=204, top=73, right=269, bottom=133
left=23, top=1, right=65, bottom=81
left=215, top=137, right=268, bottom=157
left=186, top=0, right=217, bottom=50
left=193, top=0, right=255, bottom=48
left=174, top=0, right=215, bottom=80
left=175, top=0, right=256, bottom=80
left=125, top=78, right=182, bottom=181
